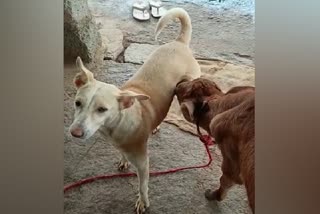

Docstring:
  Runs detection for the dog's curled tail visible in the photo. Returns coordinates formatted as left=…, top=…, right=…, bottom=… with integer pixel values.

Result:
left=155, top=8, right=192, bottom=46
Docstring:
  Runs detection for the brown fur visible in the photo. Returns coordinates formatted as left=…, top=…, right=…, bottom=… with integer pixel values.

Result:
left=175, top=78, right=255, bottom=213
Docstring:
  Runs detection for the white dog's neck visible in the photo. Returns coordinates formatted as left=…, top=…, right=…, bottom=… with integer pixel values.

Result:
left=99, top=102, right=142, bottom=143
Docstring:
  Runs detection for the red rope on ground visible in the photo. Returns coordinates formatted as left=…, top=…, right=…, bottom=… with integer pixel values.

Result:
left=64, top=135, right=214, bottom=193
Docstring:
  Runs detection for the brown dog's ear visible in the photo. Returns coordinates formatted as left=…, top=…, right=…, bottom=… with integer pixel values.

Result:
left=213, top=83, right=222, bottom=92
left=116, top=90, right=150, bottom=110
left=176, top=75, right=192, bottom=87
left=73, top=56, right=95, bottom=88
left=181, top=101, right=195, bottom=122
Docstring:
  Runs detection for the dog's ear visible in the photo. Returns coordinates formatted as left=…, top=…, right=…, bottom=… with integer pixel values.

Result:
left=116, top=90, right=150, bottom=110
left=180, top=101, right=195, bottom=122
left=73, top=56, right=95, bottom=88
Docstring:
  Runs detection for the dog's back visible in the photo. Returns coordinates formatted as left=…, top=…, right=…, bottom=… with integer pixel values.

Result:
left=225, top=86, right=255, bottom=95
left=122, top=8, right=201, bottom=130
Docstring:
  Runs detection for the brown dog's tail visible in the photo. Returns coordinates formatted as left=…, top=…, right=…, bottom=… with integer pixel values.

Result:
left=155, top=8, right=192, bottom=46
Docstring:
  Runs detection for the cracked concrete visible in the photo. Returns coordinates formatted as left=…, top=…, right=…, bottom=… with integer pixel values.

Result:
left=64, top=0, right=254, bottom=213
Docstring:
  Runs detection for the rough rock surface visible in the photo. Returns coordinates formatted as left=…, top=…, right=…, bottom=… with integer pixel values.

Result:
left=64, top=0, right=102, bottom=63
left=93, top=18, right=125, bottom=61
left=100, top=28, right=124, bottom=60
left=124, top=43, right=160, bottom=64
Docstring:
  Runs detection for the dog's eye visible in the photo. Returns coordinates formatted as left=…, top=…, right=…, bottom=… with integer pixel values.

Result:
left=75, top=101, right=81, bottom=107
left=97, top=107, right=108, bottom=113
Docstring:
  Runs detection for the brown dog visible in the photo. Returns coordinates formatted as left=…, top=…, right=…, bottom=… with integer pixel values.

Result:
left=175, top=78, right=255, bottom=213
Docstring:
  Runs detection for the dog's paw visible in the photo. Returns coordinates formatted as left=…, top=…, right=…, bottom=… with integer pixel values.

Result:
left=152, top=126, right=160, bottom=135
left=205, top=189, right=221, bottom=201
left=117, top=160, right=130, bottom=171
left=135, top=198, right=149, bottom=214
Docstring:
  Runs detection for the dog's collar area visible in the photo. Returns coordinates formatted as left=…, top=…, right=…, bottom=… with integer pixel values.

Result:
left=194, top=101, right=209, bottom=136
left=194, top=101, right=209, bottom=118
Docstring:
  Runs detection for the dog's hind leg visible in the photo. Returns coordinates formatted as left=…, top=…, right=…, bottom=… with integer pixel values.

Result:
left=205, top=158, right=236, bottom=201
left=205, top=173, right=234, bottom=201
left=126, top=150, right=150, bottom=214
left=152, top=125, right=160, bottom=134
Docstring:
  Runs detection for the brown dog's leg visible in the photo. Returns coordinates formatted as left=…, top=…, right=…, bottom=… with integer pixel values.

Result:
left=205, top=158, right=235, bottom=201
left=152, top=125, right=160, bottom=134
left=205, top=173, right=234, bottom=201
left=245, top=167, right=255, bottom=213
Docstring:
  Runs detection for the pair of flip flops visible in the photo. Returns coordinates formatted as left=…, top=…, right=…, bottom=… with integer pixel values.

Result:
left=132, top=0, right=167, bottom=21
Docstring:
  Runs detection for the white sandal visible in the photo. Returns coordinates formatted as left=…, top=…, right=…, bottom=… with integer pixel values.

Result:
left=149, top=0, right=167, bottom=18
left=132, top=1, right=150, bottom=21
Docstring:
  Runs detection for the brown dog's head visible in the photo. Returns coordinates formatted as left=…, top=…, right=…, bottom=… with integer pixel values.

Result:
left=174, top=78, right=223, bottom=123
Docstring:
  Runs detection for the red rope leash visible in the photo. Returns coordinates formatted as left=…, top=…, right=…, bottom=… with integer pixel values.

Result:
left=64, top=135, right=214, bottom=193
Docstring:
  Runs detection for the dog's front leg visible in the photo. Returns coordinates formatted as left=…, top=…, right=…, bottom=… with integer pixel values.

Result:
left=118, top=153, right=130, bottom=171
left=126, top=152, right=149, bottom=214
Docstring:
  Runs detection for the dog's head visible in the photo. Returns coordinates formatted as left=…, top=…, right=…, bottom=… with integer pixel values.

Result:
left=174, top=78, right=223, bottom=123
left=69, top=57, right=150, bottom=140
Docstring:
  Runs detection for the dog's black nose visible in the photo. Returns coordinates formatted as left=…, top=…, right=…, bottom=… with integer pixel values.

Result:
left=70, top=127, right=84, bottom=138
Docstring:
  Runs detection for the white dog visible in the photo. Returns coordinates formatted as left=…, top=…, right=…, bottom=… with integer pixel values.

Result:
left=69, top=8, right=201, bottom=213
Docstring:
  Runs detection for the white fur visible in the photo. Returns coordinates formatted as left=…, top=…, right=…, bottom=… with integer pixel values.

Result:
left=69, top=8, right=201, bottom=213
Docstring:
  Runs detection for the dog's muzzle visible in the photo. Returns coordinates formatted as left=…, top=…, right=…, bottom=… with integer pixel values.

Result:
left=70, top=126, right=84, bottom=138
